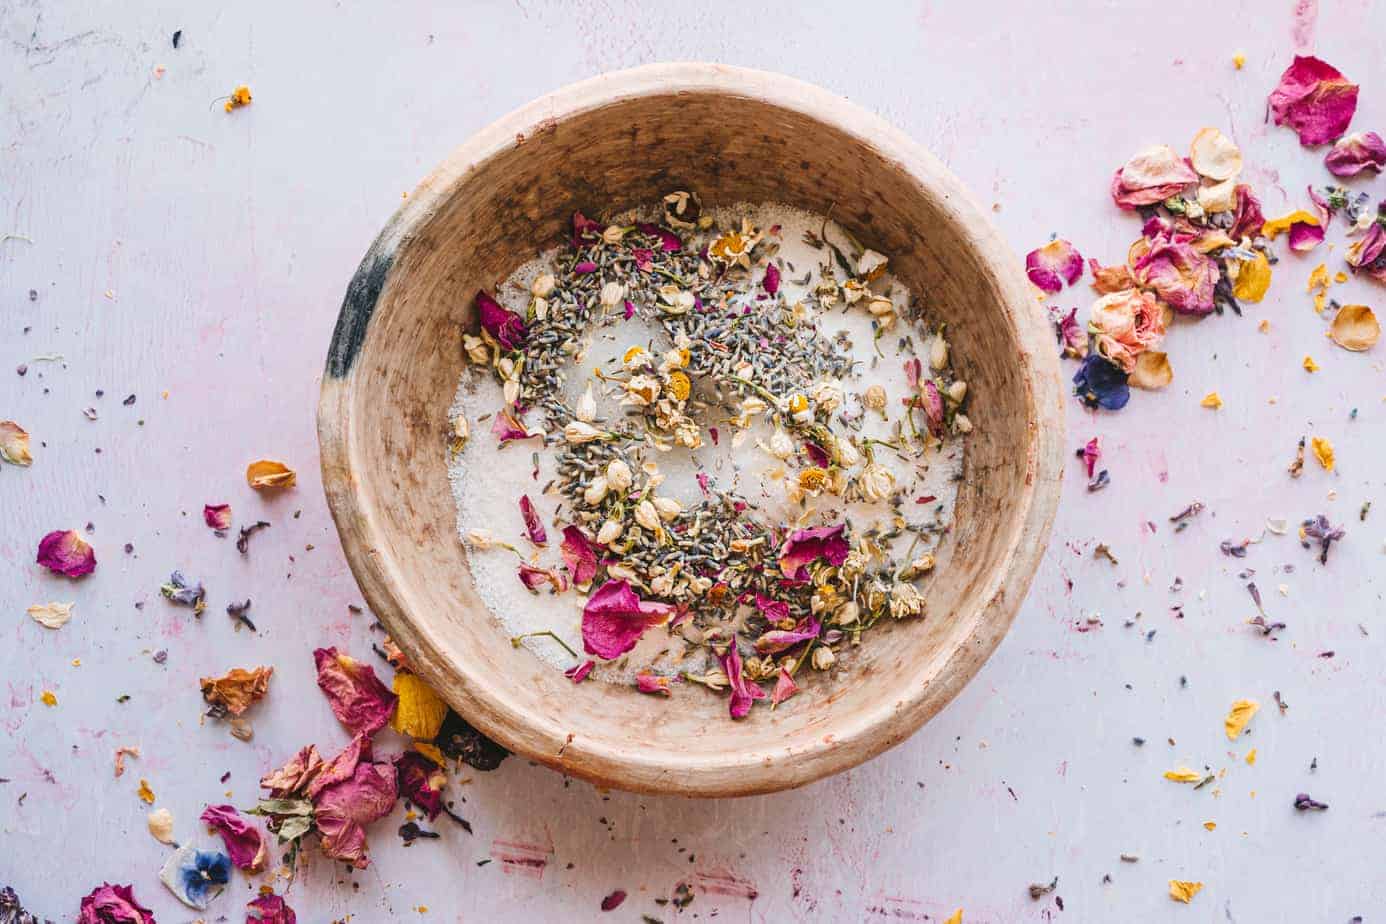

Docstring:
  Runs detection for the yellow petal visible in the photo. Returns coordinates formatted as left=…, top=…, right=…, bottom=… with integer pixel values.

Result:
left=27, top=602, right=74, bottom=629
left=1329, top=305, right=1380, bottom=351
left=1302, top=355, right=1319, bottom=373
left=148, top=807, right=176, bottom=844
left=40, top=690, right=57, bottom=707
left=1311, top=437, right=1334, bottom=471
left=1224, top=699, right=1260, bottom=740
left=1203, top=821, right=1217, bottom=831
left=1200, top=392, right=1223, bottom=409
left=413, top=741, right=447, bottom=766
left=1262, top=210, right=1319, bottom=239
left=1130, top=351, right=1173, bottom=390
left=1307, top=263, right=1330, bottom=292
left=1230, top=252, right=1271, bottom=302
left=944, top=910, right=963, bottom=924
left=137, top=778, right=156, bottom=804
left=1233, top=52, right=1246, bottom=69
left=246, top=459, right=296, bottom=489
left=391, top=672, right=449, bottom=739
left=1164, top=767, right=1204, bottom=783
left=1245, top=748, right=1257, bottom=765
left=1169, top=880, right=1204, bottom=903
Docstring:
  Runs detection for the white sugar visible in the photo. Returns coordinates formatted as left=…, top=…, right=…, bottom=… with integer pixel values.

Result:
left=448, top=203, right=964, bottom=683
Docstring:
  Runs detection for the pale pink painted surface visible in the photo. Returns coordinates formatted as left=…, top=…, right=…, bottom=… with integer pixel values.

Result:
left=1, top=1, right=1383, bottom=920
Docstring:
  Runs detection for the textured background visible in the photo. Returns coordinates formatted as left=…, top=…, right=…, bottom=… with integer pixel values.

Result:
left=2, top=0, right=1383, bottom=920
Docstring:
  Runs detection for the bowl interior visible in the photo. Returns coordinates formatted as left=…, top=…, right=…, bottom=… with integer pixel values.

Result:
left=323, top=69, right=1057, bottom=795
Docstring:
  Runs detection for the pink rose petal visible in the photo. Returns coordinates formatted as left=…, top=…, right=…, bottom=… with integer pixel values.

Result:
left=1056, top=307, right=1087, bottom=356
left=313, top=647, right=398, bottom=737
left=78, top=883, right=156, bottom=924
left=771, top=666, right=799, bottom=707
left=572, top=210, right=602, bottom=248
left=203, top=503, right=232, bottom=532
left=246, top=894, right=297, bottom=924
left=1229, top=184, right=1266, bottom=241
left=560, top=525, right=599, bottom=586
left=518, top=494, right=547, bottom=545
left=919, top=380, right=945, bottom=437
left=1110, top=146, right=1197, bottom=209
left=762, top=262, right=781, bottom=295
left=37, top=529, right=96, bottom=578
left=1081, top=437, right=1101, bottom=479
left=635, top=221, right=682, bottom=252
left=753, top=617, right=821, bottom=655
left=580, top=580, right=673, bottom=660
left=777, top=524, right=849, bottom=580
left=718, top=644, right=766, bottom=720
left=312, top=754, right=398, bottom=869
left=1324, top=131, right=1386, bottom=176
left=517, top=562, right=567, bottom=593
left=565, top=659, right=595, bottom=683
left=491, top=407, right=535, bottom=443
left=1025, top=239, right=1084, bottom=293
left=635, top=672, right=671, bottom=696
left=260, top=744, right=324, bottom=798
left=1132, top=237, right=1218, bottom=316
left=1289, top=221, right=1326, bottom=252
left=1269, top=55, right=1360, bottom=146
left=200, top=804, right=267, bottom=872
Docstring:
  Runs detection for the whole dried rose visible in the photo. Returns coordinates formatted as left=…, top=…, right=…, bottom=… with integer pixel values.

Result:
left=199, top=665, right=273, bottom=716
left=313, top=647, right=398, bottom=736
left=37, top=529, right=96, bottom=578
left=1025, top=239, right=1083, bottom=293
left=777, top=524, right=849, bottom=580
left=77, top=883, right=156, bottom=924
left=1088, top=288, right=1166, bottom=372
left=1268, top=55, right=1359, bottom=146
left=200, top=803, right=268, bottom=872
left=1324, top=131, right=1386, bottom=176
left=580, top=579, right=674, bottom=659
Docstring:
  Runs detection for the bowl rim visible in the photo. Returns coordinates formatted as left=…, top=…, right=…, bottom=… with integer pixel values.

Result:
left=318, top=61, right=1065, bottom=797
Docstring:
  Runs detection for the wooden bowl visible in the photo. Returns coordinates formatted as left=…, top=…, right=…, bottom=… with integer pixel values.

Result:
left=318, top=63, right=1063, bottom=797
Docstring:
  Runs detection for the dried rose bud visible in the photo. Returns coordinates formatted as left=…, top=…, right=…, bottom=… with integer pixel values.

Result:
left=563, top=421, right=603, bottom=444
left=811, top=646, right=836, bottom=670
left=863, top=384, right=888, bottom=412
left=530, top=273, right=555, bottom=298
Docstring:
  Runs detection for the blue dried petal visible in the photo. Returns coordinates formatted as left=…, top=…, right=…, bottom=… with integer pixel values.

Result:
left=1072, top=354, right=1131, bottom=411
left=159, top=845, right=230, bottom=909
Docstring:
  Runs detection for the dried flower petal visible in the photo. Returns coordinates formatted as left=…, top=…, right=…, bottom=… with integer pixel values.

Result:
left=77, top=883, right=156, bottom=924
left=1268, top=55, right=1359, bottom=146
left=1072, top=354, right=1130, bottom=410
left=1164, top=767, right=1204, bottom=783
left=394, top=750, right=446, bottom=820
left=1288, top=221, right=1325, bottom=252
left=160, top=571, right=205, bottom=611
left=200, top=666, right=273, bottom=716
left=1324, top=131, right=1386, bottom=176
left=36, top=529, right=96, bottom=578
left=1329, top=304, right=1380, bottom=351
left=1201, top=392, right=1223, bottom=409
left=147, top=807, right=176, bottom=844
left=1229, top=184, right=1265, bottom=240
left=1168, top=880, right=1204, bottom=904
left=1026, top=239, right=1084, bottom=293
left=718, top=644, right=766, bottom=720
left=224, top=85, right=252, bottom=112
left=1088, top=258, right=1135, bottom=294
left=390, top=672, right=449, bottom=740
left=1131, top=237, right=1217, bottom=315
left=246, top=459, right=296, bottom=490
left=1089, top=288, right=1165, bottom=372
left=200, top=804, right=268, bottom=871
left=581, top=580, right=674, bottom=659
left=518, top=494, right=547, bottom=545
left=565, top=659, right=595, bottom=683
left=313, top=647, right=398, bottom=736
left=203, top=503, right=232, bottom=531
left=635, top=672, right=672, bottom=696
left=0, top=420, right=32, bottom=465
left=476, top=289, right=528, bottom=351
left=1229, top=251, right=1272, bottom=302
left=311, top=752, right=398, bottom=869
left=560, top=525, right=599, bottom=586
left=762, top=262, right=781, bottom=295
left=1111, top=146, right=1197, bottom=209
left=159, top=845, right=230, bottom=909
left=777, top=524, right=850, bottom=579
left=246, top=894, right=297, bottom=924
left=1311, top=436, right=1334, bottom=471
left=1055, top=307, right=1087, bottom=357
left=1080, top=437, right=1101, bottom=478
left=260, top=744, right=325, bottom=798
left=770, top=666, right=799, bottom=707
left=27, top=601, right=74, bottom=629
left=1129, top=351, right=1173, bottom=390
left=1190, top=127, right=1242, bottom=180
left=1224, top=698, right=1260, bottom=739
left=490, top=407, right=536, bottom=443
left=753, top=617, right=821, bottom=655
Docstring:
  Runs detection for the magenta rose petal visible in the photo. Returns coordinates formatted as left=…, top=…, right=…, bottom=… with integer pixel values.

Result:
left=311, top=754, right=398, bottom=869
left=753, top=616, right=821, bottom=655
left=1324, top=131, right=1386, bottom=176
left=762, top=262, right=781, bottom=295
left=1289, top=221, right=1326, bottom=252
left=246, top=894, right=298, bottom=924
left=560, top=525, right=599, bottom=586
left=718, top=644, right=766, bottom=720
left=77, top=883, right=156, bottom=924
left=771, top=666, right=799, bottom=707
left=777, top=524, right=849, bottom=579
left=565, top=659, right=595, bottom=684
left=580, top=580, right=673, bottom=659
left=313, top=647, right=398, bottom=736
left=1025, top=239, right=1084, bottom=293
left=37, top=529, right=96, bottom=578
left=475, top=290, right=528, bottom=351
left=571, top=210, right=602, bottom=248
left=1132, top=236, right=1218, bottom=315
left=490, top=407, right=535, bottom=443
left=634, top=672, right=672, bottom=696
left=203, top=503, right=232, bottom=531
left=518, top=494, right=547, bottom=546
left=200, top=804, right=267, bottom=872
left=1269, top=55, right=1360, bottom=146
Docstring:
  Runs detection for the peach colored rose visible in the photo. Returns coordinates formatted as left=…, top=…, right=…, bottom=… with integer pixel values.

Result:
left=1088, top=289, right=1166, bottom=372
